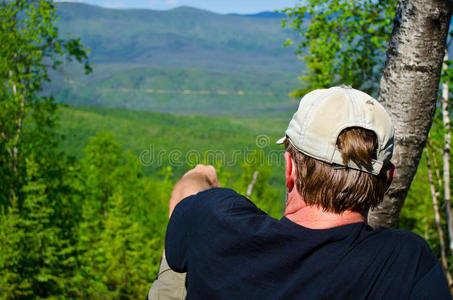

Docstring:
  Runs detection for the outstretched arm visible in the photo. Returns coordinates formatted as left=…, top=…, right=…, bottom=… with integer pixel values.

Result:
left=169, top=164, right=220, bottom=217
left=148, top=165, right=220, bottom=299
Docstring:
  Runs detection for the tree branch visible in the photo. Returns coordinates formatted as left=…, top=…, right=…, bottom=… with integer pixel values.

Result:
left=246, top=171, right=259, bottom=198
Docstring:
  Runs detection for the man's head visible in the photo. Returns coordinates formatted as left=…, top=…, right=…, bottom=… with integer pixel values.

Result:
left=278, top=86, right=395, bottom=215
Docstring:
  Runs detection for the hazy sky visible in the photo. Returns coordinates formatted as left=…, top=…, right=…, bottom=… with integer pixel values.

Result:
left=55, top=0, right=301, bottom=14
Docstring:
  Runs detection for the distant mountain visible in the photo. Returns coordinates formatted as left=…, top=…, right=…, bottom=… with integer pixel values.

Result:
left=55, top=3, right=299, bottom=72
left=228, top=11, right=286, bottom=19
left=51, top=3, right=302, bottom=116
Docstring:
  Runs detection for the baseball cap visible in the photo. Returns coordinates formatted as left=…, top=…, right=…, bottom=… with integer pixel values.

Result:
left=277, top=86, right=394, bottom=175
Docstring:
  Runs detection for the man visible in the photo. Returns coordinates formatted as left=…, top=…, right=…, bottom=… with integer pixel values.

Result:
left=148, top=86, right=451, bottom=299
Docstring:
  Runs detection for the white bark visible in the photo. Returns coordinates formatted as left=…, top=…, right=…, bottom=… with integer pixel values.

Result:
left=430, top=139, right=443, bottom=190
left=442, top=51, right=453, bottom=254
left=7, top=56, right=27, bottom=176
left=426, top=147, right=453, bottom=286
left=246, top=171, right=259, bottom=198
left=368, top=0, right=453, bottom=228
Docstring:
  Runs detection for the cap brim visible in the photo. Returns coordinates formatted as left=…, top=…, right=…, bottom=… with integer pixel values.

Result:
left=276, top=136, right=286, bottom=144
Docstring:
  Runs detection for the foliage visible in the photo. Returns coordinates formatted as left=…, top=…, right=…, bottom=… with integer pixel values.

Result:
left=0, top=0, right=90, bottom=298
left=0, top=158, right=79, bottom=298
left=281, top=0, right=396, bottom=97
left=0, top=0, right=90, bottom=206
left=57, top=105, right=288, bottom=188
left=73, top=133, right=171, bottom=298
left=234, top=151, right=282, bottom=218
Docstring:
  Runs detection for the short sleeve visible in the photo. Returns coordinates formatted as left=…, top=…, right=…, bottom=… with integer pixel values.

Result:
left=165, top=193, right=197, bottom=273
left=165, top=188, right=250, bottom=273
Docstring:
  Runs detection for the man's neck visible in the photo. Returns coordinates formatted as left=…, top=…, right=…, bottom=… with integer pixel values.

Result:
left=284, top=191, right=365, bottom=229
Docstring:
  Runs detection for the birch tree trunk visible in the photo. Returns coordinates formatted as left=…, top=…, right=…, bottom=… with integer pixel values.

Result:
left=441, top=51, right=453, bottom=254
left=426, top=147, right=453, bottom=286
left=368, top=0, right=453, bottom=228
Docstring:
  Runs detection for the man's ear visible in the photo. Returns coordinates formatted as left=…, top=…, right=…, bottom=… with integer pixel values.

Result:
left=285, top=151, right=296, bottom=190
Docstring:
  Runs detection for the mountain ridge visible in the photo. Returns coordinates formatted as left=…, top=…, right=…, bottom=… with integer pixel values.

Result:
left=52, top=2, right=302, bottom=117
left=55, top=2, right=286, bottom=17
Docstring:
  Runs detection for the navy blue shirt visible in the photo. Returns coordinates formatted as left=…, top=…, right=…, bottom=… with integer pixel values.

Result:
left=165, top=188, right=451, bottom=299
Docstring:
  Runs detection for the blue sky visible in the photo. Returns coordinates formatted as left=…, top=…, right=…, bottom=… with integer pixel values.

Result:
left=55, top=0, right=301, bottom=14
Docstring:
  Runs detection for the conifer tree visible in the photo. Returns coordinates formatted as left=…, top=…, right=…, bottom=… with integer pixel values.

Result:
left=0, top=158, right=78, bottom=298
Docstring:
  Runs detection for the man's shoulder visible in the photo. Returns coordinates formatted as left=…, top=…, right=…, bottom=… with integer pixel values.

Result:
left=196, top=187, right=242, bottom=198
left=380, top=229, right=452, bottom=298
left=181, top=187, right=256, bottom=207
left=367, top=226, right=433, bottom=257
left=343, top=226, right=446, bottom=297
left=375, top=227, right=433, bottom=251
left=179, top=187, right=241, bottom=202
left=174, top=187, right=263, bottom=218
left=369, top=227, right=439, bottom=275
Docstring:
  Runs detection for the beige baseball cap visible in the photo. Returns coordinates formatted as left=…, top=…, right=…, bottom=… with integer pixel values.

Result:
left=277, top=86, right=394, bottom=175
